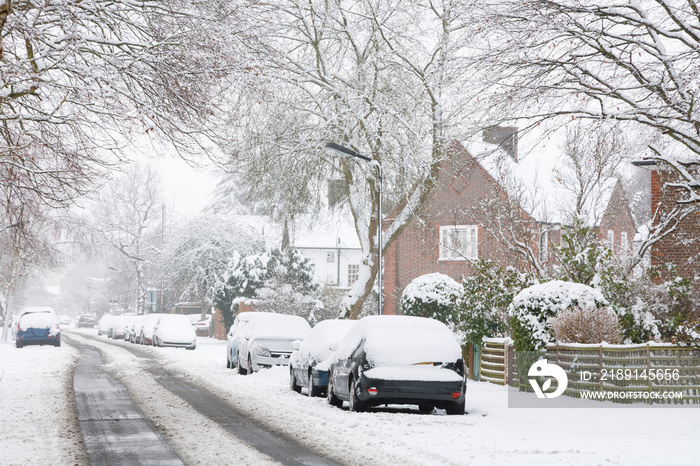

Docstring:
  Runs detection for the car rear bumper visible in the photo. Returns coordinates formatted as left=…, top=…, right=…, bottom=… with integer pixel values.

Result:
left=158, top=340, right=196, bottom=348
left=312, top=369, right=329, bottom=387
left=16, top=332, right=61, bottom=346
left=358, top=374, right=466, bottom=407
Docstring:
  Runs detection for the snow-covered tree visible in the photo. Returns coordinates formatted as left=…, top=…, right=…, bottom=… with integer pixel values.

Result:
left=163, top=213, right=263, bottom=308
left=214, top=248, right=319, bottom=329
left=0, top=0, right=246, bottom=208
left=0, top=189, right=63, bottom=342
left=90, top=164, right=161, bottom=314
left=225, top=0, right=476, bottom=318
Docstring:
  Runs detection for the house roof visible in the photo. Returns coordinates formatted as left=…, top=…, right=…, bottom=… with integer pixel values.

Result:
left=465, top=140, right=618, bottom=227
left=290, top=209, right=361, bottom=250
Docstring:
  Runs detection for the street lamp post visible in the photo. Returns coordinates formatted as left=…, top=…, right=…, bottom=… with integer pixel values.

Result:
left=325, top=142, right=383, bottom=315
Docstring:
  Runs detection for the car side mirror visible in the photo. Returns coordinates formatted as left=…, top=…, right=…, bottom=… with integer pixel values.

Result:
left=329, top=342, right=338, bottom=352
left=291, top=340, right=301, bottom=350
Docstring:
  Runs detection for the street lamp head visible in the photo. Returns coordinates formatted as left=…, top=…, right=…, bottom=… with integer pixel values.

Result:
left=324, top=142, right=373, bottom=164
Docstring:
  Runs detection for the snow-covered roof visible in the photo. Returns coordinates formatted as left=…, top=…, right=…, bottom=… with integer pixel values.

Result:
left=291, top=209, right=361, bottom=250
left=465, top=140, right=618, bottom=227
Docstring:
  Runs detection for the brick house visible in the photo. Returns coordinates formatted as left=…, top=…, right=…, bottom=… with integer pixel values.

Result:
left=383, top=131, right=637, bottom=315
left=632, top=161, right=700, bottom=280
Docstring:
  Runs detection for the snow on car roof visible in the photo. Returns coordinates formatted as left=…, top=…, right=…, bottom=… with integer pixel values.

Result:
left=20, top=306, right=56, bottom=315
left=332, top=315, right=462, bottom=367
left=247, top=313, right=311, bottom=339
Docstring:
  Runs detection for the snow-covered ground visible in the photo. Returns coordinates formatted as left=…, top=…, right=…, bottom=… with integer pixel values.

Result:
left=3, top=330, right=699, bottom=465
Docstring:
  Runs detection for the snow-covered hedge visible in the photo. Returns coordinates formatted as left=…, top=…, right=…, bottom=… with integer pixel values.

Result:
left=508, top=280, right=609, bottom=351
left=400, top=273, right=461, bottom=329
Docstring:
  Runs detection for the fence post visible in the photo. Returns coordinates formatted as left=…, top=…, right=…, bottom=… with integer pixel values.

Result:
left=599, top=344, right=604, bottom=393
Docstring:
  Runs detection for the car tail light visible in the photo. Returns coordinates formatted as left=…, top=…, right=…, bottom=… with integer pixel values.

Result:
left=367, top=388, right=378, bottom=396
left=452, top=392, right=461, bottom=399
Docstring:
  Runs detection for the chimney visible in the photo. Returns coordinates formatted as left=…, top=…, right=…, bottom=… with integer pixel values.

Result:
left=483, top=126, right=518, bottom=162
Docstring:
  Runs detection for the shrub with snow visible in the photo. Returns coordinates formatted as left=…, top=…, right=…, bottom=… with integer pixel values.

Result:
left=508, top=280, right=608, bottom=351
left=454, top=259, right=533, bottom=347
left=400, top=273, right=461, bottom=329
left=551, top=306, right=623, bottom=344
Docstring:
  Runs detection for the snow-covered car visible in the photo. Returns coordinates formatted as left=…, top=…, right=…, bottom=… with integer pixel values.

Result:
left=97, top=314, right=114, bottom=335
left=152, top=314, right=197, bottom=350
left=226, top=312, right=255, bottom=370
left=15, top=307, right=61, bottom=348
left=289, top=319, right=357, bottom=397
left=77, top=315, right=95, bottom=328
left=110, top=314, right=134, bottom=339
left=235, top=313, right=311, bottom=375
left=128, top=315, right=145, bottom=343
left=327, top=315, right=466, bottom=414
left=140, top=313, right=164, bottom=345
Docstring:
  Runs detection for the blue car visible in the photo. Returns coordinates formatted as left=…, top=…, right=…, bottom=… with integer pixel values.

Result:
left=16, top=307, right=61, bottom=348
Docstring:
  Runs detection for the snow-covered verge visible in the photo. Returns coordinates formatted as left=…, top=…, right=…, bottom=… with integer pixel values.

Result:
left=6, top=329, right=700, bottom=466
left=78, top=330, right=700, bottom=466
left=0, top=341, right=87, bottom=466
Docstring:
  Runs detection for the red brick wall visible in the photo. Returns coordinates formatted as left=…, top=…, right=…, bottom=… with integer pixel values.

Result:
left=384, top=144, right=531, bottom=315
left=649, top=169, right=700, bottom=279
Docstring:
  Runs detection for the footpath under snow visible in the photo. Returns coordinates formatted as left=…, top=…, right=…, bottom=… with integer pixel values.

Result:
left=3, top=331, right=700, bottom=465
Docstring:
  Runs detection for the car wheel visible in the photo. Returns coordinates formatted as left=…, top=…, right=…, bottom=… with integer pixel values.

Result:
left=237, top=353, right=247, bottom=375
left=290, top=369, right=301, bottom=393
left=16, top=341, right=22, bottom=349
left=248, top=355, right=255, bottom=374
left=327, top=376, right=342, bottom=408
left=308, top=370, right=321, bottom=397
left=186, top=343, right=196, bottom=351
left=418, top=404, right=434, bottom=414
left=54, top=339, right=61, bottom=347
left=226, top=355, right=232, bottom=369
left=348, top=376, right=365, bottom=412
left=445, top=398, right=465, bottom=415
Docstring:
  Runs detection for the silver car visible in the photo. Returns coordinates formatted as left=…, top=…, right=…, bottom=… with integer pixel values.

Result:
left=235, top=313, right=311, bottom=375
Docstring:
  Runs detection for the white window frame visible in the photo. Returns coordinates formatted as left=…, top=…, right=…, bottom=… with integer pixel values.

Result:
left=620, top=231, right=628, bottom=250
left=326, top=251, right=335, bottom=263
left=607, top=229, right=615, bottom=244
left=439, top=225, right=478, bottom=261
left=347, top=264, right=360, bottom=286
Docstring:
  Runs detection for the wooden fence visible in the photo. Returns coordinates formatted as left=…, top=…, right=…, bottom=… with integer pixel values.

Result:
left=546, top=343, right=700, bottom=404
left=478, top=338, right=511, bottom=385
left=480, top=340, right=700, bottom=404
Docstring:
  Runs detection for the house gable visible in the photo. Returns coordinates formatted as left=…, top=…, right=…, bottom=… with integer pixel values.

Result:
left=383, top=141, right=532, bottom=315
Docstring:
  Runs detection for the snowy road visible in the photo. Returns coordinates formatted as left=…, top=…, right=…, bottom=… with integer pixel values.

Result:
left=70, top=337, right=184, bottom=465
left=67, top=332, right=341, bottom=466
left=2, top=329, right=700, bottom=465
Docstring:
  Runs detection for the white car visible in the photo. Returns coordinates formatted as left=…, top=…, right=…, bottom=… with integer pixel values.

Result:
left=235, top=313, right=311, bottom=375
left=140, top=313, right=165, bottom=345
left=128, top=315, right=146, bottom=343
left=152, top=314, right=197, bottom=350
left=226, top=312, right=255, bottom=370
left=111, top=314, right=135, bottom=339
left=289, top=319, right=357, bottom=396
left=97, top=314, right=115, bottom=336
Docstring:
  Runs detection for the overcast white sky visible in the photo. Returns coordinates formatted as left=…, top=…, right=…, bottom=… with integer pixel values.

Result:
left=153, top=156, right=217, bottom=217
